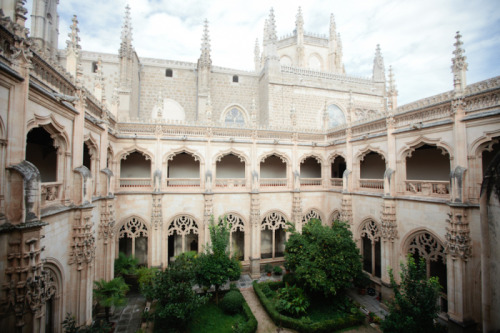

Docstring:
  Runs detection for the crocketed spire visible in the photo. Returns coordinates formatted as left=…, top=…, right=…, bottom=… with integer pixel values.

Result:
left=199, top=19, right=211, bottom=67
left=119, top=5, right=133, bottom=59
left=451, top=31, right=468, bottom=92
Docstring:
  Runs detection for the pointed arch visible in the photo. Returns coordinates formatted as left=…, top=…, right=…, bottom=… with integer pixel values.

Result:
left=355, top=145, right=387, bottom=162
left=220, top=104, right=249, bottom=126
left=27, top=114, right=70, bottom=153
left=43, top=258, right=65, bottom=333
left=258, top=150, right=290, bottom=165
left=398, top=136, right=453, bottom=161
left=301, top=208, right=324, bottom=224
left=358, top=218, right=382, bottom=278
left=328, top=210, right=341, bottom=226
left=214, top=148, right=248, bottom=164
left=116, top=215, right=150, bottom=265
left=299, top=153, right=324, bottom=165
left=164, top=147, right=204, bottom=164
left=260, top=210, right=288, bottom=259
left=166, top=214, right=200, bottom=259
left=470, top=129, right=500, bottom=158
left=219, top=212, right=247, bottom=260
left=117, top=145, right=154, bottom=162
left=327, top=151, right=347, bottom=164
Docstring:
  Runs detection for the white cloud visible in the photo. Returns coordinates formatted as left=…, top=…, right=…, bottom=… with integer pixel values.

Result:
left=24, top=0, right=500, bottom=105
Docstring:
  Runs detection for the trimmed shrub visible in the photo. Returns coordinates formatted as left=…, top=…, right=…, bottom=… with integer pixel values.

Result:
left=282, top=272, right=298, bottom=287
left=253, top=281, right=364, bottom=333
left=276, top=284, right=309, bottom=318
left=220, top=290, right=245, bottom=315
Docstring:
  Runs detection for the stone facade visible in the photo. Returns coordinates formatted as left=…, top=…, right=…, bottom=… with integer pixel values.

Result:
left=0, top=1, right=499, bottom=332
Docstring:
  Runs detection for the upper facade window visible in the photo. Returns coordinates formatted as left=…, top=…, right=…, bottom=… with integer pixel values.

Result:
left=166, top=68, right=173, bottom=77
left=328, top=104, right=346, bottom=128
left=224, top=108, right=245, bottom=126
left=232, top=75, right=239, bottom=83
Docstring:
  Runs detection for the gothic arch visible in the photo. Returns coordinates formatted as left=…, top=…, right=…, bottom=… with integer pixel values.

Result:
left=116, top=215, right=150, bottom=238
left=470, top=130, right=500, bottom=158
left=401, top=228, right=446, bottom=263
left=219, top=212, right=247, bottom=260
left=357, top=217, right=381, bottom=241
left=163, top=147, right=204, bottom=165
left=27, top=114, right=70, bottom=153
left=117, top=146, right=154, bottom=162
left=280, top=55, right=293, bottom=67
left=355, top=145, right=387, bottom=162
left=214, top=148, right=249, bottom=164
left=83, top=133, right=99, bottom=155
left=43, top=258, right=64, bottom=333
left=258, top=150, right=291, bottom=165
left=299, top=153, right=324, bottom=165
left=260, top=209, right=289, bottom=229
left=358, top=218, right=382, bottom=278
left=327, top=151, right=347, bottom=164
left=328, top=209, right=341, bottom=225
left=115, top=215, right=150, bottom=264
left=220, top=104, right=249, bottom=125
left=398, top=136, right=453, bottom=161
left=167, top=214, right=199, bottom=237
left=307, top=52, right=323, bottom=70
left=301, top=208, right=324, bottom=224
left=219, top=212, right=247, bottom=231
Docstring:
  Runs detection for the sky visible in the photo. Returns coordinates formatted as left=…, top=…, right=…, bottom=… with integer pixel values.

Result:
left=25, top=0, right=500, bottom=105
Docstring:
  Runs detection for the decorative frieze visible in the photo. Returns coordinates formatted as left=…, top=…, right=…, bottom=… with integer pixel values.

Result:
left=151, top=195, right=162, bottom=230
left=69, top=208, right=95, bottom=270
left=380, top=200, right=397, bottom=241
left=340, top=194, right=352, bottom=225
left=445, top=207, right=471, bottom=260
left=98, top=200, right=115, bottom=241
left=292, top=192, right=302, bottom=227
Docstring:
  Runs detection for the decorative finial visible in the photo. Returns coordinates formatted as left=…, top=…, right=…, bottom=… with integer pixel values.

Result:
left=451, top=31, right=468, bottom=91
left=67, top=15, right=81, bottom=55
left=373, top=44, right=385, bottom=82
left=268, top=8, right=277, bottom=42
left=120, top=5, right=133, bottom=58
left=199, top=19, right=211, bottom=67
left=296, top=7, right=304, bottom=32
left=329, top=14, right=336, bottom=38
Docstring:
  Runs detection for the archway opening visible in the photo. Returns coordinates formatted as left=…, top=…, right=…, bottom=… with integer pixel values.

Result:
left=167, top=152, right=200, bottom=187
left=260, top=154, right=287, bottom=187
left=26, top=127, right=57, bottom=182
left=360, top=220, right=381, bottom=278
left=261, top=212, right=286, bottom=259
left=118, top=217, right=149, bottom=265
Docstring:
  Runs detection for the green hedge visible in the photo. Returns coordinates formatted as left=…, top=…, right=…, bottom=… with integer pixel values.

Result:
left=241, top=301, right=258, bottom=333
left=253, top=281, right=364, bottom=333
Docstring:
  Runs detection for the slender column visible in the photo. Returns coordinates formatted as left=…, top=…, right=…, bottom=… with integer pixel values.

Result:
left=250, top=193, right=261, bottom=278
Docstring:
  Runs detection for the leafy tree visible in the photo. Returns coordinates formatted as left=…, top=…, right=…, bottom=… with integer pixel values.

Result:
left=194, top=216, right=241, bottom=303
left=114, top=252, right=138, bottom=276
left=381, top=255, right=443, bottom=333
left=284, top=218, right=362, bottom=297
left=152, top=253, right=208, bottom=330
left=93, top=277, right=129, bottom=323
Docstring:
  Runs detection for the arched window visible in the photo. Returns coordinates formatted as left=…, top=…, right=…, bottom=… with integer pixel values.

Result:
left=482, top=139, right=500, bottom=178
left=407, top=232, right=447, bottom=312
left=308, top=54, right=322, bottom=70
left=220, top=213, right=245, bottom=260
left=331, top=155, right=346, bottom=179
left=261, top=211, right=287, bottom=259
left=327, top=105, right=346, bottom=128
left=302, top=209, right=322, bottom=225
left=165, top=68, right=173, bottom=77
left=167, top=215, right=199, bottom=263
left=260, top=154, right=287, bottom=187
left=120, top=151, right=151, bottom=188
left=215, top=153, right=246, bottom=188
left=360, top=220, right=381, bottom=278
left=166, top=152, right=200, bottom=187
left=300, top=156, right=322, bottom=186
left=118, top=217, right=149, bottom=265
left=329, top=210, right=340, bottom=226
left=26, top=127, right=58, bottom=182
left=224, top=108, right=245, bottom=126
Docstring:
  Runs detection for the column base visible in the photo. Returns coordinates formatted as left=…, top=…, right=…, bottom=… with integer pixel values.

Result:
left=448, top=318, right=477, bottom=333
left=250, top=257, right=261, bottom=279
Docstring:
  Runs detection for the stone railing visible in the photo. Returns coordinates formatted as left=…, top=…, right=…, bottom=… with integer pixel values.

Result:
left=300, top=178, right=322, bottom=187
left=280, top=66, right=371, bottom=85
left=119, top=178, right=152, bottom=188
left=215, top=178, right=246, bottom=188
left=330, top=178, right=343, bottom=187
left=165, top=178, right=201, bottom=187
left=394, top=105, right=451, bottom=128
left=260, top=178, right=288, bottom=187
left=359, top=179, right=384, bottom=191
left=41, top=182, right=63, bottom=206
left=405, top=180, right=449, bottom=197
left=396, top=91, right=454, bottom=114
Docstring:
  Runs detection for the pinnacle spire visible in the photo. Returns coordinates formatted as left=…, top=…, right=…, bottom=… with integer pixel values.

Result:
left=451, top=31, right=467, bottom=91
left=66, top=15, right=81, bottom=56
left=387, top=66, right=398, bottom=110
left=119, top=5, right=133, bottom=58
left=329, top=13, right=336, bottom=38
left=295, top=7, right=304, bottom=32
left=268, top=8, right=277, bottom=42
left=373, top=44, right=385, bottom=82
left=254, top=38, right=260, bottom=71
left=199, top=19, right=211, bottom=67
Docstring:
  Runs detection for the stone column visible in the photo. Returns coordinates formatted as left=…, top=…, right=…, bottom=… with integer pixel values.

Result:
left=292, top=191, right=302, bottom=232
left=202, top=193, right=213, bottom=248
left=151, top=194, right=162, bottom=267
left=249, top=193, right=261, bottom=278
left=380, top=199, right=397, bottom=300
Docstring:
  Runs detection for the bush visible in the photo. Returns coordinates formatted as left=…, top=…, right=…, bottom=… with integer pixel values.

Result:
left=276, top=284, right=309, bottom=318
left=114, top=252, right=138, bottom=276
left=264, top=263, right=272, bottom=274
left=136, top=266, right=158, bottom=299
left=273, top=266, right=283, bottom=275
left=282, top=272, right=298, bottom=287
left=253, top=281, right=364, bottom=333
left=220, top=290, right=245, bottom=315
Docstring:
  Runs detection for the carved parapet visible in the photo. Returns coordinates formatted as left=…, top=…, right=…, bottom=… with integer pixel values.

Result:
left=98, top=199, right=115, bottom=242
left=380, top=200, right=398, bottom=241
left=250, top=194, right=260, bottom=226
left=445, top=207, right=472, bottom=260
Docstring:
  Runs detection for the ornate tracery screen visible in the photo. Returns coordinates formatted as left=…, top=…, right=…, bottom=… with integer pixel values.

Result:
left=360, top=219, right=381, bottom=277
left=261, top=211, right=287, bottom=259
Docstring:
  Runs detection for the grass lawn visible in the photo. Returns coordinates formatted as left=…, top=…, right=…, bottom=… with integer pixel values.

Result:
left=187, top=300, right=246, bottom=333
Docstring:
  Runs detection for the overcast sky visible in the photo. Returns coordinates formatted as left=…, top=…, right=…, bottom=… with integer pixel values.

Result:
left=26, top=0, right=500, bottom=105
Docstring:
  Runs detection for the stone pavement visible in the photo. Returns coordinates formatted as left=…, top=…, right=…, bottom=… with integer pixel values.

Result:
left=111, top=292, right=146, bottom=333
left=347, top=289, right=388, bottom=319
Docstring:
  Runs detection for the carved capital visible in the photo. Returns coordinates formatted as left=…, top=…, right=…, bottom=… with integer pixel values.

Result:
left=445, top=208, right=471, bottom=260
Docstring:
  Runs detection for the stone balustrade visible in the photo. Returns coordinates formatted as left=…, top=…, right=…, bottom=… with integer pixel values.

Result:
left=119, top=178, right=152, bottom=188
left=215, top=178, right=246, bottom=188
left=165, top=178, right=201, bottom=187
left=260, top=178, right=288, bottom=187
left=300, top=178, right=323, bottom=187
left=359, top=179, right=384, bottom=191
left=330, top=178, right=343, bottom=187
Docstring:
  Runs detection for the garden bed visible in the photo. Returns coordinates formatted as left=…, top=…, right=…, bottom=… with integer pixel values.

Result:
left=154, top=289, right=257, bottom=333
left=253, top=280, right=364, bottom=333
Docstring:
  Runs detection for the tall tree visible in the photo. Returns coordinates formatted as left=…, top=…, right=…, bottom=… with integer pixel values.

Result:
left=195, top=216, right=241, bottom=303
left=285, top=219, right=362, bottom=297
left=381, top=255, right=442, bottom=333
